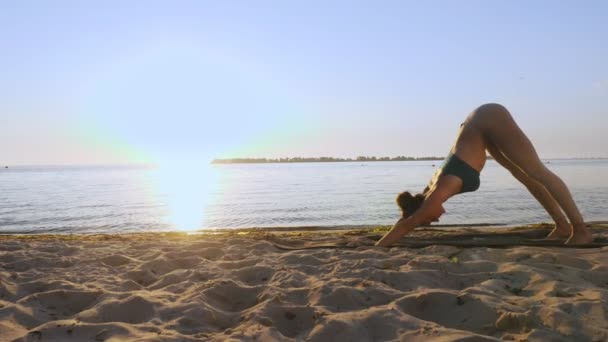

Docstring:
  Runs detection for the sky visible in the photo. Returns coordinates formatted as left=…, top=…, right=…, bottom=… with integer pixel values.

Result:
left=1, top=0, right=607, bottom=166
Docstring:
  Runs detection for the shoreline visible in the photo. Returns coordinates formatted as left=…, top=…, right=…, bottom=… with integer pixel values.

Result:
left=2, top=221, right=608, bottom=236
left=0, top=223, right=507, bottom=236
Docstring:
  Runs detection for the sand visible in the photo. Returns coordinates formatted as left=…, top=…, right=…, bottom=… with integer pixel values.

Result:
left=1, top=225, right=607, bottom=342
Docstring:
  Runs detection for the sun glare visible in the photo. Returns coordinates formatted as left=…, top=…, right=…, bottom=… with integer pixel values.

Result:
left=151, top=161, right=220, bottom=232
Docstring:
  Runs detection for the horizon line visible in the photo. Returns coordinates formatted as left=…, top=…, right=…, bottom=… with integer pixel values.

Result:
left=3, top=156, right=608, bottom=168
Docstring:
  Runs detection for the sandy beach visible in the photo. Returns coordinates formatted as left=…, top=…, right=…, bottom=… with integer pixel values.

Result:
left=1, top=225, right=607, bottom=342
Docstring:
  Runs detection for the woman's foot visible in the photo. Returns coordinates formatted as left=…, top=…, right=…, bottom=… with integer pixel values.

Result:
left=545, top=223, right=571, bottom=240
left=565, top=224, right=594, bottom=245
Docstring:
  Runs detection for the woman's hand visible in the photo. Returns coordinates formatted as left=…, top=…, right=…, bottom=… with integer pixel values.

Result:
left=375, top=217, right=418, bottom=247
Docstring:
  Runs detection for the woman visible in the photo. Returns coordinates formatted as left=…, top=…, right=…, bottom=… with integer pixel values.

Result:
left=376, top=103, right=593, bottom=247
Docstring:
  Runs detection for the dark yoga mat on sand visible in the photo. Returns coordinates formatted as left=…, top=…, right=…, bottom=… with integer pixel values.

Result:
left=268, top=228, right=608, bottom=250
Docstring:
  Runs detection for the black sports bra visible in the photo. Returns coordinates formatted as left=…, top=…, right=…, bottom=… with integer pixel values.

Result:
left=441, top=153, right=480, bottom=193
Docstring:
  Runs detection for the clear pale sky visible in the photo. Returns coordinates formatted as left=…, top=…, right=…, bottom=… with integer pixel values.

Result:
left=1, top=1, right=607, bottom=166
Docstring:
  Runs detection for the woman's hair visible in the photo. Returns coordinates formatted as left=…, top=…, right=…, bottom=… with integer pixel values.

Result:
left=396, top=191, right=425, bottom=217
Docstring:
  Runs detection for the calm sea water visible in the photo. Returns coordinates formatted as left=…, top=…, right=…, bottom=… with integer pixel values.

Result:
left=1, top=160, right=606, bottom=233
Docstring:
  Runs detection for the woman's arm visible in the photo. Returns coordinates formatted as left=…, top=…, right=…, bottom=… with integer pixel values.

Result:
left=375, top=215, right=424, bottom=247
left=376, top=177, right=456, bottom=247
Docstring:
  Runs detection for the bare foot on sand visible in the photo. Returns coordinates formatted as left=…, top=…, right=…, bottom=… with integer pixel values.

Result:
left=546, top=224, right=571, bottom=240
left=565, top=224, right=594, bottom=245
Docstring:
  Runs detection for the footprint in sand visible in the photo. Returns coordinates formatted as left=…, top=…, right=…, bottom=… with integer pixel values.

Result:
left=101, top=254, right=135, bottom=267
left=17, top=289, right=101, bottom=321
left=394, top=290, right=500, bottom=334
left=77, top=295, right=156, bottom=324
left=201, top=280, right=262, bottom=312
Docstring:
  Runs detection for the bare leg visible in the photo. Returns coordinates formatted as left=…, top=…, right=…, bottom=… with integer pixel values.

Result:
left=486, top=143, right=570, bottom=239
left=475, top=104, right=593, bottom=245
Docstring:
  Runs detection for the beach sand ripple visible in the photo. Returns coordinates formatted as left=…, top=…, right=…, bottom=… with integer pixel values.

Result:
left=0, top=226, right=607, bottom=341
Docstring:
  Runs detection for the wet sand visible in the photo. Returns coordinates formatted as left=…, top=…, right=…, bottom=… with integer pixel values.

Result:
left=1, top=224, right=607, bottom=341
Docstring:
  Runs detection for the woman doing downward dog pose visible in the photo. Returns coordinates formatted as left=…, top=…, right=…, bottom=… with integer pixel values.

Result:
left=376, top=103, right=593, bottom=247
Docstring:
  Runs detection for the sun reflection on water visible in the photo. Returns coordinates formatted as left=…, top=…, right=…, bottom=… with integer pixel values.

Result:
left=150, top=162, right=221, bottom=232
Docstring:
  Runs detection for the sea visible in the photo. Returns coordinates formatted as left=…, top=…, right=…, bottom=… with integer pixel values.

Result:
left=1, top=160, right=606, bottom=233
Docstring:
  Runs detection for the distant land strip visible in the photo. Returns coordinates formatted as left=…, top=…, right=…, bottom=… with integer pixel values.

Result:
left=212, top=156, right=449, bottom=164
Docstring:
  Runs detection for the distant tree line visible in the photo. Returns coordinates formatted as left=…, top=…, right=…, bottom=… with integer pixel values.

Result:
left=211, top=156, right=447, bottom=164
